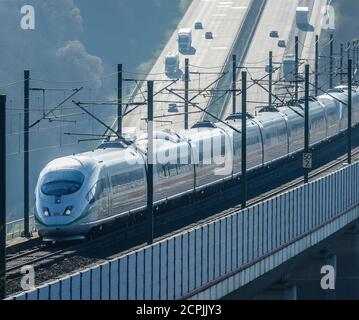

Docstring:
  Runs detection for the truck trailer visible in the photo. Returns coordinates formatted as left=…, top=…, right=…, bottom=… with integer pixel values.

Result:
left=178, top=28, right=192, bottom=52
left=296, top=6, right=310, bottom=25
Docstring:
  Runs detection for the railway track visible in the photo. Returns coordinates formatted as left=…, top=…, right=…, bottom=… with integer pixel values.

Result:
left=6, top=244, right=81, bottom=277
left=249, top=148, right=357, bottom=205
left=6, top=134, right=359, bottom=295
left=160, top=145, right=359, bottom=242
left=5, top=224, right=131, bottom=277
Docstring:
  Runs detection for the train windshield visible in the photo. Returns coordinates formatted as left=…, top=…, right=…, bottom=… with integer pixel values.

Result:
left=41, top=170, right=85, bottom=196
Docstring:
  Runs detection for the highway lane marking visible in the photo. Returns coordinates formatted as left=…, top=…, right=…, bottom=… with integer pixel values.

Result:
left=232, top=6, right=247, bottom=9
left=212, top=13, right=227, bottom=17
left=211, top=46, right=229, bottom=50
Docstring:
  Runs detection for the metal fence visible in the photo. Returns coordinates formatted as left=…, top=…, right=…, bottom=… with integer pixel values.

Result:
left=9, top=162, right=359, bottom=300
left=6, top=216, right=35, bottom=241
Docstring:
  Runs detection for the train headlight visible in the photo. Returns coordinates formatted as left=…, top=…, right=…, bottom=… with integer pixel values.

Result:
left=64, top=206, right=73, bottom=216
left=43, top=208, right=50, bottom=217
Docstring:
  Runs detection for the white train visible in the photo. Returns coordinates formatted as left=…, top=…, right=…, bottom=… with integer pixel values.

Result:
left=35, top=85, right=359, bottom=241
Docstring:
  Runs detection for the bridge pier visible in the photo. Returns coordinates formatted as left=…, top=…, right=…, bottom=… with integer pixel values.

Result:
left=324, top=253, right=337, bottom=300
left=279, top=219, right=359, bottom=300
left=283, top=249, right=338, bottom=300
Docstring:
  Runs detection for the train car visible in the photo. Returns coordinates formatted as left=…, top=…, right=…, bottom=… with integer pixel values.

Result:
left=307, top=99, right=327, bottom=145
left=136, top=131, right=195, bottom=203
left=35, top=86, right=359, bottom=241
left=181, top=121, right=233, bottom=188
left=351, top=86, right=359, bottom=124
left=217, top=114, right=263, bottom=174
left=317, top=93, right=341, bottom=137
left=333, top=85, right=359, bottom=130
left=255, top=110, right=289, bottom=164
left=35, top=140, right=147, bottom=241
left=277, top=105, right=304, bottom=155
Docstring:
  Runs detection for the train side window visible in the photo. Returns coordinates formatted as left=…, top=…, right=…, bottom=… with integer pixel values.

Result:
left=265, top=131, right=272, bottom=147
left=233, top=135, right=240, bottom=156
left=110, top=168, right=145, bottom=192
left=221, top=134, right=225, bottom=157
left=161, top=165, right=167, bottom=177
left=199, top=140, right=204, bottom=164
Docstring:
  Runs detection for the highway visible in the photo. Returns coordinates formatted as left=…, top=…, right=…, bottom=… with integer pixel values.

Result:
left=302, top=0, right=327, bottom=62
left=222, top=0, right=327, bottom=117
left=301, top=0, right=328, bottom=95
left=122, top=0, right=252, bottom=133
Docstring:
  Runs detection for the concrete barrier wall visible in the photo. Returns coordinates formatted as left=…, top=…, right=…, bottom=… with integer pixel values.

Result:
left=204, top=0, right=267, bottom=120
left=10, top=162, right=359, bottom=300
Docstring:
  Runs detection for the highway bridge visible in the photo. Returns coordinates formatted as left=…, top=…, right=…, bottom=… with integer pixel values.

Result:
left=6, top=0, right=359, bottom=301
left=121, top=0, right=327, bottom=133
left=122, top=0, right=254, bottom=133
left=223, top=0, right=327, bottom=117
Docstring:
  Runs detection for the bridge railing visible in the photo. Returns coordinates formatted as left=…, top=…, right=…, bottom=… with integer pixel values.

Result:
left=6, top=216, right=35, bottom=241
left=9, top=161, right=359, bottom=300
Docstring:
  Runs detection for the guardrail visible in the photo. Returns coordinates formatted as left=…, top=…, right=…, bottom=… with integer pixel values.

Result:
left=6, top=216, right=35, bottom=241
left=204, top=0, right=267, bottom=121
left=9, top=161, right=359, bottom=300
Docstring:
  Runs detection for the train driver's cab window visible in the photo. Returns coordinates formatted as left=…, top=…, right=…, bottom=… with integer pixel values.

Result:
left=41, top=170, right=85, bottom=197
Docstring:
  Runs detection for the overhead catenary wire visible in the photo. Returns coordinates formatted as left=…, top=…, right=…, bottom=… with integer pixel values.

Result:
left=4, top=31, right=358, bottom=165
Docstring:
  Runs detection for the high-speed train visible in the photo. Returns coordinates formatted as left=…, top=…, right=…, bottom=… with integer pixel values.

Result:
left=35, top=85, right=359, bottom=241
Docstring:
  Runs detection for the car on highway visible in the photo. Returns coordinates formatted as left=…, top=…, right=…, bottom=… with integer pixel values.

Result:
left=270, top=30, right=279, bottom=38
left=165, top=52, right=179, bottom=75
left=278, top=39, right=286, bottom=47
left=194, top=22, right=203, bottom=29
left=168, top=103, right=179, bottom=113
left=205, top=31, right=213, bottom=39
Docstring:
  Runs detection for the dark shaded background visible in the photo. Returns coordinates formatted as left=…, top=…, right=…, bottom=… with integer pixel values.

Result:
left=0, top=0, right=191, bottom=221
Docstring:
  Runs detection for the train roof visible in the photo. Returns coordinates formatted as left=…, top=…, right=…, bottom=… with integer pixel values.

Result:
left=255, top=109, right=287, bottom=124
left=41, top=155, right=98, bottom=177
left=41, top=141, right=145, bottom=176
left=180, top=122, right=227, bottom=140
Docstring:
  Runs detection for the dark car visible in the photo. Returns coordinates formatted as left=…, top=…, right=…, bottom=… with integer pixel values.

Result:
left=195, top=22, right=203, bottom=29
left=205, top=31, right=213, bottom=39
left=270, top=30, right=279, bottom=38
left=278, top=39, right=286, bottom=47
left=168, top=103, right=179, bottom=113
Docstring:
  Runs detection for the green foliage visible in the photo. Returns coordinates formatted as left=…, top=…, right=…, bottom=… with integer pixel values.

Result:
left=179, top=0, right=192, bottom=13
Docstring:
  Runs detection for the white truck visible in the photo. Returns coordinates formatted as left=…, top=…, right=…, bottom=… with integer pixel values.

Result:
left=296, top=6, right=309, bottom=25
left=165, top=52, right=179, bottom=75
left=282, top=54, right=296, bottom=82
left=178, top=28, right=192, bottom=52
